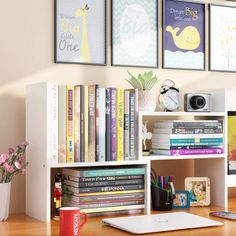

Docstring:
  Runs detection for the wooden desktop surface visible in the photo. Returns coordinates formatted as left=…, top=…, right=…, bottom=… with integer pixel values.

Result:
left=1, top=199, right=236, bottom=236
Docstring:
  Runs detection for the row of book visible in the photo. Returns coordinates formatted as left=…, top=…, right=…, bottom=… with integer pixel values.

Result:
left=49, top=83, right=138, bottom=164
left=150, top=120, right=224, bottom=156
left=62, top=168, right=145, bottom=213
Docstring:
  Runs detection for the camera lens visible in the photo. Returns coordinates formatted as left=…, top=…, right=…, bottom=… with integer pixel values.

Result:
left=190, top=96, right=206, bottom=109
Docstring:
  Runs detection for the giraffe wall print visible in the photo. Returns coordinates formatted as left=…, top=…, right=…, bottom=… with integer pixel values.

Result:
left=75, top=4, right=91, bottom=63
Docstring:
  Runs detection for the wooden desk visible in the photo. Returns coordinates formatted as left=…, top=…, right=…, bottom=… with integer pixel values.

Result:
left=1, top=199, right=236, bottom=236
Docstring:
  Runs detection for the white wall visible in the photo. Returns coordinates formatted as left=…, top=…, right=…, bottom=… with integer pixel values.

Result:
left=0, top=0, right=236, bottom=213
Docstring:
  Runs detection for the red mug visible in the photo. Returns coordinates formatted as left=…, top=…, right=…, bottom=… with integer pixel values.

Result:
left=60, top=207, right=87, bottom=236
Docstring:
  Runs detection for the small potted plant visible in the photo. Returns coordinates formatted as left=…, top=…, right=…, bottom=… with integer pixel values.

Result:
left=126, top=71, right=158, bottom=112
left=0, top=142, right=29, bottom=221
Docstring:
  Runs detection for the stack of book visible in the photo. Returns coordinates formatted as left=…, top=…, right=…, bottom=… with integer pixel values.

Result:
left=62, top=168, right=145, bottom=213
left=55, top=84, right=138, bottom=163
left=150, top=120, right=224, bottom=156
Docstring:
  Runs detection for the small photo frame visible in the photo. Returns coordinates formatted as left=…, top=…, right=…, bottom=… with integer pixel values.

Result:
left=111, top=0, right=158, bottom=68
left=173, top=190, right=190, bottom=209
left=185, top=177, right=210, bottom=206
left=55, top=0, right=106, bottom=65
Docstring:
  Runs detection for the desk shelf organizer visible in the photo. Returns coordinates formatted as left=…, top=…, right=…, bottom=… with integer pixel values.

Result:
left=26, top=84, right=228, bottom=222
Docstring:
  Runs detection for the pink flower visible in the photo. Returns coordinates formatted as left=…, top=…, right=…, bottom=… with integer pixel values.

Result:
left=15, top=161, right=22, bottom=170
left=17, top=141, right=29, bottom=149
left=8, top=147, right=15, bottom=154
left=0, top=153, right=9, bottom=165
left=3, top=163, right=14, bottom=173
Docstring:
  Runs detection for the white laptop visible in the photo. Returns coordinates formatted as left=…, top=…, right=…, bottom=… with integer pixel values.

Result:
left=102, top=212, right=223, bottom=234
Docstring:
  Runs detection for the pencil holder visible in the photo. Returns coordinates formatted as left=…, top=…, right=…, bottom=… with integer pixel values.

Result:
left=151, top=185, right=173, bottom=211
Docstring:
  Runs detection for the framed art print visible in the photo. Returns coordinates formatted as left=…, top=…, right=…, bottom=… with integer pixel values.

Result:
left=163, top=0, right=205, bottom=70
left=55, top=0, right=106, bottom=65
left=173, top=190, right=190, bottom=209
left=111, top=0, right=158, bottom=68
left=210, top=5, right=236, bottom=72
left=228, top=111, right=236, bottom=174
left=185, top=177, right=210, bottom=206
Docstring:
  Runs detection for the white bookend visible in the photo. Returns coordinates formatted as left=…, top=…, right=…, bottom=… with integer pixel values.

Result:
left=58, top=85, right=66, bottom=163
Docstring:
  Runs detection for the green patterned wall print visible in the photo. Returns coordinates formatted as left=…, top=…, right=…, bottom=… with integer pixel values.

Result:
left=112, top=0, right=158, bottom=67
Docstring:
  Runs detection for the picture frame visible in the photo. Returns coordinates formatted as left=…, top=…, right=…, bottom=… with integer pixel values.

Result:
left=209, top=4, right=236, bottom=72
left=173, top=190, right=190, bottom=209
left=163, top=0, right=205, bottom=70
left=111, top=0, right=158, bottom=68
left=228, top=111, right=236, bottom=174
left=185, top=177, right=210, bottom=206
left=54, top=0, right=106, bottom=65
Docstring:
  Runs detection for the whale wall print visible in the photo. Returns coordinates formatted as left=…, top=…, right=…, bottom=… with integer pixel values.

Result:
left=55, top=0, right=106, bottom=65
left=111, top=0, right=158, bottom=68
left=163, top=0, right=205, bottom=70
left=210, top=5, right=236, bottom=72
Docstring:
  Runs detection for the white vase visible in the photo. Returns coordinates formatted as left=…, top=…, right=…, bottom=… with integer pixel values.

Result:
left=0, top=182, right=11, bottom=221
left=138, top=90, right=157, bottom=112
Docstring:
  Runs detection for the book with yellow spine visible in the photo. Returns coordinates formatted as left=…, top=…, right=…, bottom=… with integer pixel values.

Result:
left=84, top=86, right=89, bottom=162
left=66, top=85, right=74, bottom=163
left=116, top=89, right=124, bottom=161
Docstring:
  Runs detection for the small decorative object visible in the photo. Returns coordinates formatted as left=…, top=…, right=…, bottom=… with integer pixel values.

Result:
left=126, top=71, right=158, bottom=112
left=158, top=79, right=180, bottom=111
left=163, top=0, right=205, bottom=70
left=210, top=5, right=236, bottom=72
left=184, top=93, right=211, bottom=112
left=173, top=190, right=190, bottom=209
left=185, top=177, right=210, bottom=206
left=55, top=0, right=106, bottom=65
left=112, top=0, right=158, bottom=67
left=142, top=121, right=152, bottom=156
left=53, top=173, right=63, bottom=220
left=0, top=142, right=29, bottom=221
left=228, top=111, right=236, bottom=174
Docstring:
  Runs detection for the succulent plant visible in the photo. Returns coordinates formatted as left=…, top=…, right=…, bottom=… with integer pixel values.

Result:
left=126, top=71, right=158, bottom=91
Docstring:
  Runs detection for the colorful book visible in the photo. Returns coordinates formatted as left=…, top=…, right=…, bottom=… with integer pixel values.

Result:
left=74, top=85, right=80, bottom=162
left=62, top=168, right=145, bottom=178
left=116, top=89, right=124, bottom=161
left=151, top=133, right=223, bottom=139
left=110, top=88, right=117, bottom=161
left=151, top=148, right=224, bottom=155
left=80, top=86, right=85, bottom=162
left=129, top=91, right=136, bottom=160
left=124, top=90, right=130, bottom=160
left=58, top=85, right=66, bottom=163
left=66, top=85, right=74, bottom=163
left=106, top=89, right=111, bottom=161
left=153, top=127, right=223, bottom=134
left=78, top=189, right=145, bottom=196
left=88, top=85, right=97, bottom=162
left=84, top=86, right=89, bottom=162
left=96, top=87, right=106, bottom=162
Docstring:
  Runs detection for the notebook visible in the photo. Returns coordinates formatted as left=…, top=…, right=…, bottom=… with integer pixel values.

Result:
left=102, top=212, right=223, bottom=234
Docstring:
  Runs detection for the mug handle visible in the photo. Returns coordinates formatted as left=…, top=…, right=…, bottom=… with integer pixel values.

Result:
left=79, top=212, right=88, bottom=229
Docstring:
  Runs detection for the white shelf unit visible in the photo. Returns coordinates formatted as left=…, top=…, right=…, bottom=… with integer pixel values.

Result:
left=138, top=89, right=228, bottom=209
left=25, top=83, right=150, bottom=223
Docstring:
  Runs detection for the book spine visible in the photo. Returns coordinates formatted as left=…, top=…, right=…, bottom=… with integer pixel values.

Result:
left=74, top=86, right=80, bottom=162
left=80, top=204, right=144, bottom=213
left=79, top=175, right=144, bottom=182
left=152, top=142, right=223, bottom=149
left=170, top=138, right=223, bottom=144
left=124, top=91, right=130, bottom=160
left=152, top=133, right=223, bottom=139
left=84, top=86, right=89, bottom=162
left=79, top=200, right=144, bottom=209
left=153, top=127, right=223, bottom=134
left=116, top=89, right=124, bottom=161
left=170, top=145, right=223, bottom=150
left=62, top=167, right=145, bottom=177
left=88, top=85, right=96, bottom=162
left=78, top=179, right=144, bottom=187
left=105, top=89, right=111, bottom=161
left=96, top=88, right=106, bottom=162
left=80, top=198, right=144, bottom=205
left=79, top=192, right=145, bottom=202
left=155, top=121, right=223, bottom=128
left=80, top=86, right=85, bottom=162
left=79, top=189, right=145, bottom=196
left=129, top=92, right=135, bottom=160
left=58, top=85, right=66, bottom=163
left=110, top=88, right=117, bottom=161
left=79, top=184, right=144, bottom=193
left=170, top=148, right=224, bottom=155
left=66, top=85, right=74, bottom=163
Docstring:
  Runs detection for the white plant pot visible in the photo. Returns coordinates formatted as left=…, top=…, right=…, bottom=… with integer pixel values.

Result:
left=0, top=182, right=11, bottom=221
left=138, top=90, right=157, bottom=112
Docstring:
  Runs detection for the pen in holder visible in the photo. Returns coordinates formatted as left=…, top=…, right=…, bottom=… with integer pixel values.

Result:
left=151, top=185, right=173, bottom=211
